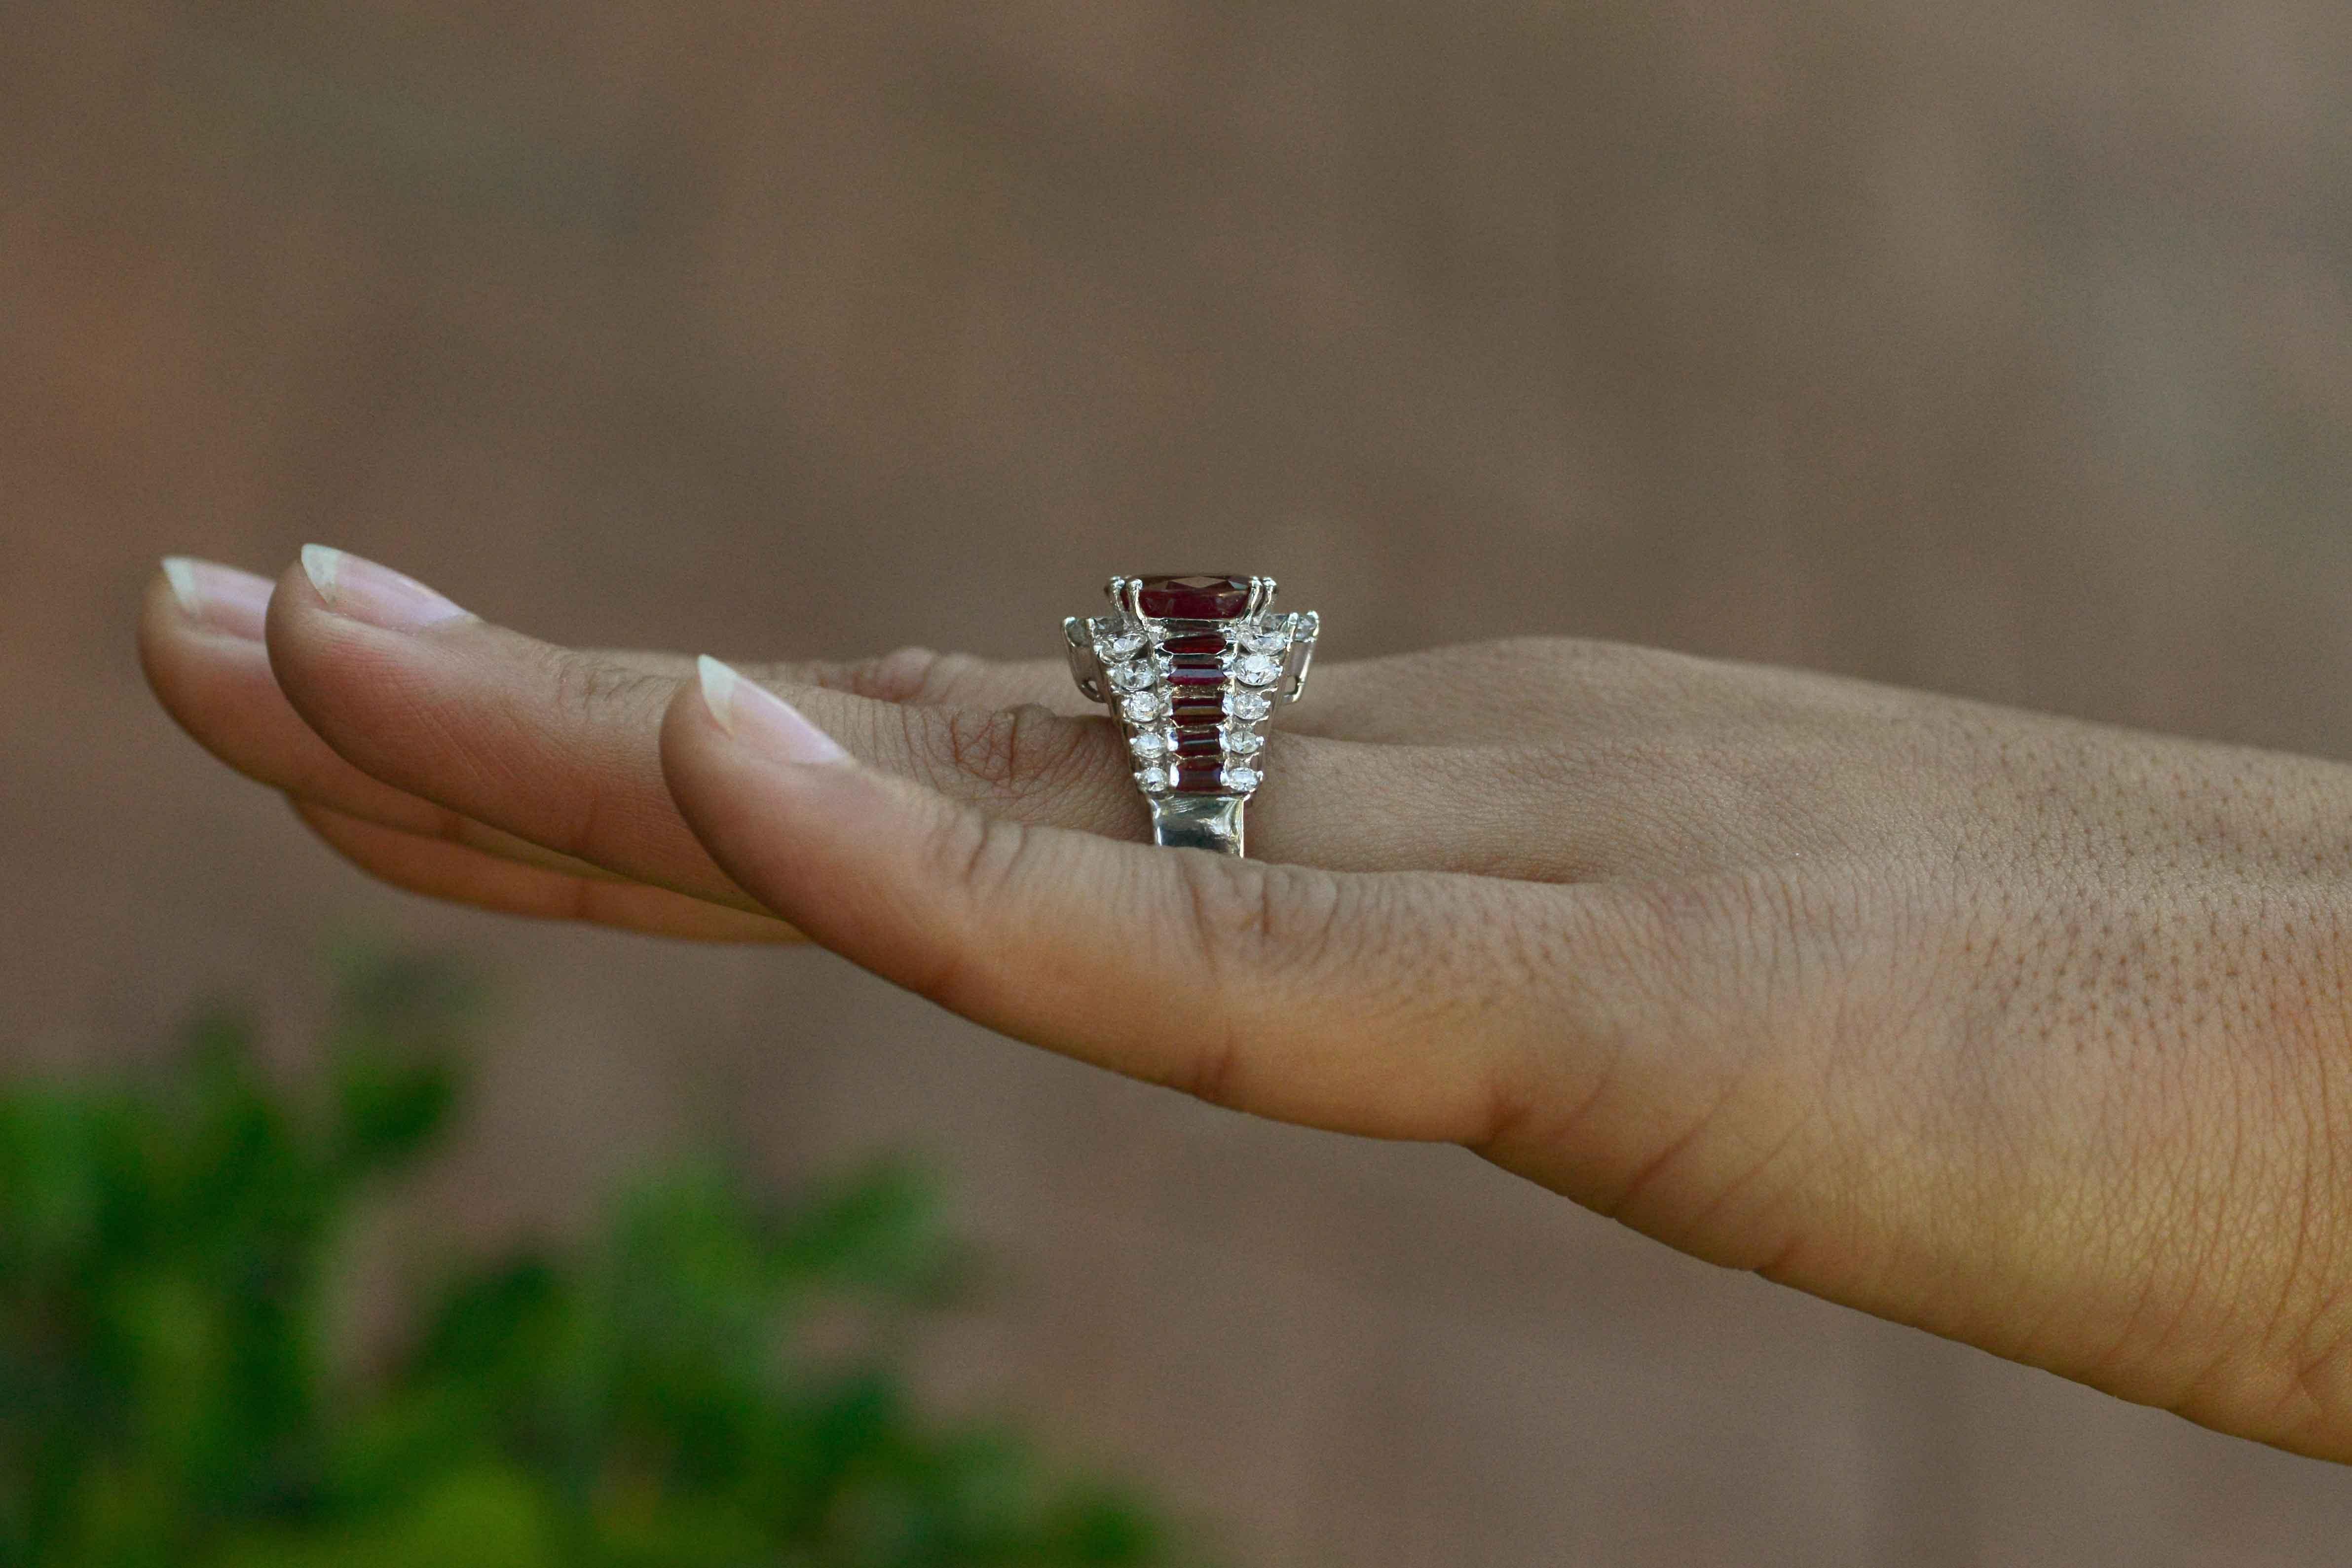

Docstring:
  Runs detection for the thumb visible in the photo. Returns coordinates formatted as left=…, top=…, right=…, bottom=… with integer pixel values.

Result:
left=660, top=658, right=1564, bottom=1142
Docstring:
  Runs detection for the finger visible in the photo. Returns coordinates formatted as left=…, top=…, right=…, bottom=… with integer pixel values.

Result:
left=140, top=560, right=667, bottom=885
left=265, top=550, right=1620, bottom=883
left=143, top=558, right=1083, bottom=873
left=564, top=644, right=1088, bottom=717
left=652, top=662, right=1941, bottom=1357
left=290, top=798, right=799, bottom=942
left=658, top=659, right=1603, bottom=1140
left=261, top=549, right=1160, bottom=913
left=261, top=549, right=1634, bottom=887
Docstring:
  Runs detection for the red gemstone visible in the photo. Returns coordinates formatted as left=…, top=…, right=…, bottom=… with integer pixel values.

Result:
left=1175, top=760, right=1228, bottom=791
left=1161, top=634, right=1228, bottom=655
left=1136, top=575, right=1252, bottom=619
left=1174, top=732, right=1223, bottom=756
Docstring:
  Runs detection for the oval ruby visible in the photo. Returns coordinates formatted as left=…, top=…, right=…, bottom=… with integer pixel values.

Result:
left=1136, top=575, right=1252, bottom=619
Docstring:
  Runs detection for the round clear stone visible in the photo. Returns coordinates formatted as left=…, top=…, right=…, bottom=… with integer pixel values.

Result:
left=1241, top=627, right=1289, bottom=655
left=1136, top=764, right=1172, bottom=793
left=1096, top=627, right=1148, bottom=659
left=1225, top=690, right=1271, bottom=721
left=1221, top=766, right=1263, bottom=793
left=1234, top=653, right=1280, bottom=687
left=1120, top=691, right=1165, bottom=723
left=1108, top=661, right=1156, bottom=693
left=1222, top=725, right=1263, bottom=755
left=1130, top=730, right=1171, bottom=760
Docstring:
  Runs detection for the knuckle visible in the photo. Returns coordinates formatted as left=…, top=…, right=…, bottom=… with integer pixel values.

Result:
left=546, top=647, right=665, bottom=723
left=907, top=651, right=997, bottom=705
left=929, top=796, right=1012, bottom=896
left=902, top=804, right=1032, bottom=1001
left=1172, top=855, right=1269, bottom=982
left=823, top=646, right=971, bottom=705
left=1172, top=856, right=1342, bottom=983
left=1170, top=1022, right=1248, bottom=1111
left=913, top=702, right=1101, bottom=801
left=936, top=705, right=1022, bottom=789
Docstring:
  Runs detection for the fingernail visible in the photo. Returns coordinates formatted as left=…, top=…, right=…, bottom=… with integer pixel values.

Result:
left=697, top=655, right=850, bottom=765
left=161, top=556, right=273, bottom=640
left=299, top=545, right=470, bottom=632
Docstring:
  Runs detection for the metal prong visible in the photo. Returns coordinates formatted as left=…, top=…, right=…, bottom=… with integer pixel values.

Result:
left=1064, top=616, right=1106, bottom=703
left=1123, top=576, right=1146, bottom=621
left=1243, top=576, right=1271, bottom=620
left=1104, top=575, right=1127, bottom=608
left=1279, top=611, right=1318, bottom=703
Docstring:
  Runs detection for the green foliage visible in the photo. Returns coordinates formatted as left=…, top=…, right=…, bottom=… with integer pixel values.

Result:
left=0, top=956, right=1181, bottom=1568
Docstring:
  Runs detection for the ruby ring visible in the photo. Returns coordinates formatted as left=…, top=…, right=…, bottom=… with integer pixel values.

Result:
left=1063, top=574, right=1320, bottom=857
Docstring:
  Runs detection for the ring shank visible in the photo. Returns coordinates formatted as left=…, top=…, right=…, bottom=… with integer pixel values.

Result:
left=1149, top=794, right=1246, bottom=856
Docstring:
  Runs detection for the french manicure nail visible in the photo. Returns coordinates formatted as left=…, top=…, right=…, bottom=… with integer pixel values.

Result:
left=697, top=655, right=851, bottom=764
left=299, top=545, right=470, bottom=632
left=161, top=556, right=273, bottom=640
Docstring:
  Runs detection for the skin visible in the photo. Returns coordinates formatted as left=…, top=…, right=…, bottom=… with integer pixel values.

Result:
left=138, top=552, right=2352, bottom=1463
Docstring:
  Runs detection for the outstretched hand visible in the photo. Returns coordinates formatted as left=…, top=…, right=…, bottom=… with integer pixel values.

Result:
left=142, top=548, right=2352, bottom=1461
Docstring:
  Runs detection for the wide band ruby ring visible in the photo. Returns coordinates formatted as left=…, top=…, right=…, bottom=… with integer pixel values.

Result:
left=1063, top=574, right=1320, bottom=857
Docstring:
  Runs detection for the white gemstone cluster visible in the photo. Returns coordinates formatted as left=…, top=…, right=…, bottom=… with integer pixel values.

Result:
left=1212, top=616, right=1280, bottom=790
left=1093, top=618, right=1170, bottom=790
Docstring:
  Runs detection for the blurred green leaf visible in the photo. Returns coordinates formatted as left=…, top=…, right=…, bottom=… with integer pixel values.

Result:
left=0, top=951, right=1201, bottom=1568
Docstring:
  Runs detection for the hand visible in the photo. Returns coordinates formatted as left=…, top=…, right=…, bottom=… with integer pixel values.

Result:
left=138, top=548, right=1683, bottom=926
left=141, top=549, right=2352, bottom=1461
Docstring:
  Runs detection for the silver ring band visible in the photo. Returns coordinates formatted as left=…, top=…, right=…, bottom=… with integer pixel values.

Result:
left=1148, top=794, right=1249, bottom=856
left=1062, top=574, right=1319, bottom=858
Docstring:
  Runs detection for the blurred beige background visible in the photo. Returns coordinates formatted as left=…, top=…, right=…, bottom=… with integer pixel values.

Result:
left=10, top=0, right=2352, bottom=1561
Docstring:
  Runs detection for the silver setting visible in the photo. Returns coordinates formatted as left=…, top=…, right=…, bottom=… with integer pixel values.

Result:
left=1062, top=618, right=1104, bottom=703
left=1065, top=574, right=1320, bottom=858
left=1280, top=610, right=1320, bottom=704
left=1148, top=793, right=1247, bottom=854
